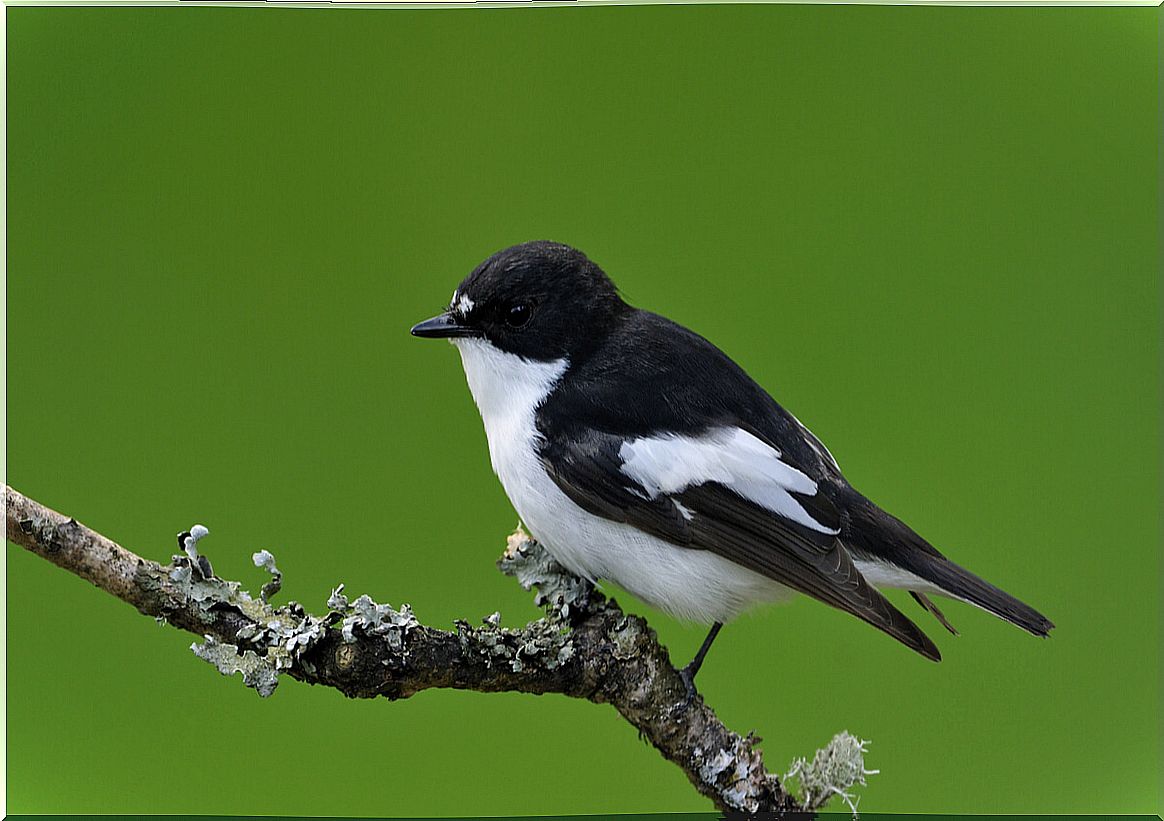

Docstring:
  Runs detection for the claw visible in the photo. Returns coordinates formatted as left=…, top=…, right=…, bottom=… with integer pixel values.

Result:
left=675, top=663, right=700, bottom=712
left=671, top=621, right=722, bottom=711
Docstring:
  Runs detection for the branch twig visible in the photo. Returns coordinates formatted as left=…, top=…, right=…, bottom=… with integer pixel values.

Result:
left=4, top=483, right=805, bottom=814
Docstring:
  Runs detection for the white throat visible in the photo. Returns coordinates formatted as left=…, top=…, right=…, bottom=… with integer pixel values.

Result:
left=451, top=337, right=568, bottom=475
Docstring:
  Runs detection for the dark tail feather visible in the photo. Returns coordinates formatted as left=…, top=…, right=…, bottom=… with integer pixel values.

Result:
left=910, top=591, right=959, bottom=636
left=911, top=554, right=1055, bottom=637
left=843, top=490, right=1055, bottom=638
left=872, top=596, right=943, bottom=662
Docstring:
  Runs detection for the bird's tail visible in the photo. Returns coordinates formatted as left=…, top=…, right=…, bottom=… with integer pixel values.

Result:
left=843, top=491, right=1055, bottom=637
left=908, top=552, right=1055, bottom=637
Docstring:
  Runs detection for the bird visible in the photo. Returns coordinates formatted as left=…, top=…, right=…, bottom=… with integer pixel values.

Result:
left=411, top=241, right=1053, bottom=699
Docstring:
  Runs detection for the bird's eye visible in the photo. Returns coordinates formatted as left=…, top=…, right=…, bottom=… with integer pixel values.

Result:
left=506, top=303, right=533, bottom=328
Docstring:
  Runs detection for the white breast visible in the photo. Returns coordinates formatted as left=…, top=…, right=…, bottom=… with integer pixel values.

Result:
left=452, top=338, right=790, bottom=623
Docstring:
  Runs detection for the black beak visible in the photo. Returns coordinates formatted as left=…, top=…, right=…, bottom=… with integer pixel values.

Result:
left=410, top=313, right=480, bottom=339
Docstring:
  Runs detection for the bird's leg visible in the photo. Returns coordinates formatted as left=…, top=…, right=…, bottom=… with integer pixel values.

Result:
left=676, top=621, right=723, bottom=709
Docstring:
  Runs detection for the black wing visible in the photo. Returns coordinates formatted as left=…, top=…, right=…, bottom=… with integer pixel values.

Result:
left=539, top=428, right=941, bottom=661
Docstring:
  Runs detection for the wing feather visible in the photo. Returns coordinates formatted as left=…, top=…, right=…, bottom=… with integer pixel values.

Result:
left=540, top=429, right=940, bottom=661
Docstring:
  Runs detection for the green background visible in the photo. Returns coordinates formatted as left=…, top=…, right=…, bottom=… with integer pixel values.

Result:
left=5, top=5, right=1159, bottom=816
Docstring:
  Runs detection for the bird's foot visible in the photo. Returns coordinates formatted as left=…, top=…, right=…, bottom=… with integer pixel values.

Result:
left=671, top=621, right=720, bottom=713
left=673, top=663, right=700, bottom=713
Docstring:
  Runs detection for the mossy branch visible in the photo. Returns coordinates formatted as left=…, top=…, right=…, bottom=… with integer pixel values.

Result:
left=4, top=483, right=875, bottom=815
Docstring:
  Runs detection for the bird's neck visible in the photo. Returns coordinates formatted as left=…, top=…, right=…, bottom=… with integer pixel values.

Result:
left=452, top=337, right=569, bottom=446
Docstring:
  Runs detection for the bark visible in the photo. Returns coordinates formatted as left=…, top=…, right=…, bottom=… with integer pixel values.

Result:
left=4, top=483, right=807, bottom=814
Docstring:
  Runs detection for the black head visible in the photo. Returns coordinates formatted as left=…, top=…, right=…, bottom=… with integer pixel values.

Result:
left=411, top=241, right=627, bottom=361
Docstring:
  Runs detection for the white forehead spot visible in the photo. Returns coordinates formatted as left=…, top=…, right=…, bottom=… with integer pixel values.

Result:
left=455, top=293, right=475, bottom=315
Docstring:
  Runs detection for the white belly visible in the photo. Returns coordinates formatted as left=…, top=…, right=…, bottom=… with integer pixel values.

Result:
left=512, top=471, right=793, bottom=623
left=453, top=337, right=791, bottom=623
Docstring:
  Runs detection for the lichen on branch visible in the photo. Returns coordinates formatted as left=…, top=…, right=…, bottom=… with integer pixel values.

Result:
left=5, top=484, right=875, bottom=815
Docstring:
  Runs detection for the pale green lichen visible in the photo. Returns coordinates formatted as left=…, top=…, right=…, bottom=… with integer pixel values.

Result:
left=191, top=635, right=280, bottom=697
left=784, top=731, right=878, bottom=816
left=697, top=746, right=735, bottom=783
left=327, top=583, right=349, bottom=611
left=182, top=525, right=209, bottom=563
left=169, top=556, right=267, bottom=620
left=252, top=549, right=282, bottom=603
left=690, top=735, right=777, bottom=813
left=181, top=532, right=328, bottom=697
left=178, top=525, right=213, bottom=578
left=454, top=612, right=575, bottom=674
left=611, top=616, right=643, bottom=660
left=324, top=588, right=419, bottom=653
left=497, top=527, right=591, bottom=621
left=192, top=599, right=330, bottom=697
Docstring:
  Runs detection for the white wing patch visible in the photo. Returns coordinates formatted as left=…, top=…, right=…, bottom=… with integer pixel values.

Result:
left=618, top=427, right=840, bottom=535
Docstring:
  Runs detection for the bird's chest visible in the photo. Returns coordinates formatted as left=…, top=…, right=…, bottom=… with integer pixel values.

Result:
left=453, top=337, right=571, bottom=529
left=481, top=406, right=550, bottom=511
left=482, top=406, right=608, bottom=583
left=452, top=338, right=606, bottom=579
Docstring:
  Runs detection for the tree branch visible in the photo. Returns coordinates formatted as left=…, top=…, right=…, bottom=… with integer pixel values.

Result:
left=5, top=484, right=810, bottom=814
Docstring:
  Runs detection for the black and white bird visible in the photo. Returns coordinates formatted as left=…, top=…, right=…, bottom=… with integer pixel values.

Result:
left=411, top=241, right=1053, bottom=695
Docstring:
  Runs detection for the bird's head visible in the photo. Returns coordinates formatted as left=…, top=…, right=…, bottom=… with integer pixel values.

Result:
left=410, top=241, right=626, bottom=362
